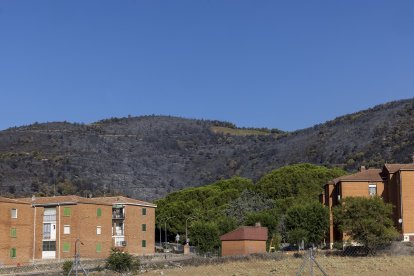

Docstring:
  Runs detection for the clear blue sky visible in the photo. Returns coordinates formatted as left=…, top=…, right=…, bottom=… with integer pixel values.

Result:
left=1, top=1, right=413, bottom=131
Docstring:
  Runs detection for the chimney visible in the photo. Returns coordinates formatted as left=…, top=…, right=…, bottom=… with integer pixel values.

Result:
left=359, top=166, right=366, bottom=171
left=255, top=222, right=261, bottom=227
left=31, top=195, right=36, bottom=201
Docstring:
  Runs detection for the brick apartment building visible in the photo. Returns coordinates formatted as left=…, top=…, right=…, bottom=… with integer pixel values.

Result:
left=321, top=163, right=414, bottom=247
left=0, top=195, right=156, bottom=266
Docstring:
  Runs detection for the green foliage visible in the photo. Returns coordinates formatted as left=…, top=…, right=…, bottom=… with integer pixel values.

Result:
left=333, top=196, right=399, bottom=254
left=224, top=189, right=275, bottom=224
left=62, top=260, right=73, bottom=275
left=287, top=228, right=308, bottom=245
left=215, top=216, right=238, bottom=236
left=285, top=202, right=329, bottom=245
left=106, top=248, right=137, bottom=272
left=256, top=163, right=346, bottom=201
left=245, top=208, right=279, bottom=240
left=155, top=177, right=254, bottom=234
left=189, top=221, right=221, bottom=253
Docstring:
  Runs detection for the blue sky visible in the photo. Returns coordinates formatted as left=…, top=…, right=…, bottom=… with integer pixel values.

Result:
left=0, top=1, right=413, bottom=131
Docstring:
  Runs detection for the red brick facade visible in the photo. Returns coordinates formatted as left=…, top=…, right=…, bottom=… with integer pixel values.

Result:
left=220, top=226, right=268, bottom=256
left=0, top=195, right=156, bottom=265
left=322, top=163, right=414, bottom=247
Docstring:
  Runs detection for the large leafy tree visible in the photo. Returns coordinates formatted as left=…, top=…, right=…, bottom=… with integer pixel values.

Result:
left=333, top=196, right=398, bottom=254
left=255, top=163, right=346, bottom=201
left=188, top=221, right=220, bottom=253
left=284, top=202, right=329, bottom=245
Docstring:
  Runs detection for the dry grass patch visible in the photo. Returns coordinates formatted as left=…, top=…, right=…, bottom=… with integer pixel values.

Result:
left=145, top=255, right=414, bottom=276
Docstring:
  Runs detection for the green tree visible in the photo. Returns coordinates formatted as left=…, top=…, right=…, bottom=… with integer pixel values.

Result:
left=285, top=202, right=329, bottom=245
left=189, top=221, right=220, bottom=253
left=256, top=163, right=346, bottom=202
left=333, top=196, right=399, bottom=254
left=225, top=189, right=274, bottom=224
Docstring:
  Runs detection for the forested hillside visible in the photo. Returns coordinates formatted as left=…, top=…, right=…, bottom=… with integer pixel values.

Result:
left=0, top=98, right=413, bottom=200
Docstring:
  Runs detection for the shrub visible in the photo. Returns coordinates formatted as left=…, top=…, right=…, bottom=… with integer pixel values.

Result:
left=333, top=241, right=343, bottom=250
left=106, top=248, right=137, bottom=272
left=62, top=260, right=73, bottom=275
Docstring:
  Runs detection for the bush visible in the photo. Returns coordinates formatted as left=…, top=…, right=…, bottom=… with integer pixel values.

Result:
left=106, top=248, right=138, bottom=272
left=333, top=241, right=343, bottom=250
left=62, top=260, right=73, bottom=275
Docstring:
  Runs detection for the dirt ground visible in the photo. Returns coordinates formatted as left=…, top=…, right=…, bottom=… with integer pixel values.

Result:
left=141, top=255, right=414, bottom=276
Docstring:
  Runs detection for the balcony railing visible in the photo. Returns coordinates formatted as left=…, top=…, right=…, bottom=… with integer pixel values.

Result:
left=113, top=237, right=126, bottom=247
left=43, top=214, right=56, bottom=222
left=43, top=233, right=51, bottom=240
left=112, top=214, right=125, bottom=219
left=113, top=229, right=124, bottom=236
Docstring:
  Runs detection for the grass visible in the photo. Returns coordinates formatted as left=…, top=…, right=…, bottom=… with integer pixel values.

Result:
left=142, top=255, right=414, bottom=276
left=210, top=126, right=272, bottom=136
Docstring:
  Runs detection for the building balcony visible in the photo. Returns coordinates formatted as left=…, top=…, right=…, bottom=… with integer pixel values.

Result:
left=112, top=214, right=125, bottom=219
left=113, top=236, right=126, bottom=247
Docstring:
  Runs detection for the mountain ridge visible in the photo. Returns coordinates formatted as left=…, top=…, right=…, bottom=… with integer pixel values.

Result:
left=0, top=98, right=413, bottom=201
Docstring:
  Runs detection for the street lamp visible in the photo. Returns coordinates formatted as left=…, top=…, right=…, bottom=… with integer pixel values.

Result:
left=185, top=216, right=197, bottom=244
left=163, top=216, right=176, bottom=249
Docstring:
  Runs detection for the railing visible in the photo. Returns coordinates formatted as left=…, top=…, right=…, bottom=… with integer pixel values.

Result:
left=113, top=237, right=125, bottom=247
left=113, top=230, right=124, bottom=236
left=43, top=233, right=51, bottom=240
left=112, top=214, right=125, bottom=219
left=43, top=215, right=56, bottom=222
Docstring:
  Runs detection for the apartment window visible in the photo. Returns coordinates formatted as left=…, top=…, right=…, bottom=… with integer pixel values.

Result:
left=63, top=207, right=71, bottom=217
left=142, top=208, right=146, bottom=216
left=11, top=208, right=17, bottom=219
left=10, top=228, right=16, bottom=238
left=63, top=243, right=70, bottom=252
left=43, top=223, right=51, bottom=240
left=142, top=224, right=146, bottom=231
left=42, top=241, right=56, bottom=251
left=142, top=240, right=146, bottom=248
left=369, top=184, right=377, bottom=196
left=64, top=225, right=71, bottom=235
left=96, top=243, right=102, bottom=253
left=96, top=226, right=102, bottom=235
left=10, top=248, right=16, bottom=258
left=97, top=208, right=102, bottom=217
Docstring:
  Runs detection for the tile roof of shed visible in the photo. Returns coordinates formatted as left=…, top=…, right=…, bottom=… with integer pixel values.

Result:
left=220, top=226, right=268, bottom=241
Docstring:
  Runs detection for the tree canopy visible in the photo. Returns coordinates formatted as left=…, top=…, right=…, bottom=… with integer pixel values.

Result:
left=333, top=196, right=399, bottom=254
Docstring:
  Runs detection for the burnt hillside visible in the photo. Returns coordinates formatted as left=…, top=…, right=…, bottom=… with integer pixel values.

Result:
left=0, top=98, right=413, bottom=201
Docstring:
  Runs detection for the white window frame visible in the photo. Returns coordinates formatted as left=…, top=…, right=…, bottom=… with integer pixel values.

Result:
left=96, top=226, right=102, bottom=235
left=11, top=208, right=17, bottom=219
left=369, top=184, right=377, bottom=196
left=63, top=225, right=71, bottom=235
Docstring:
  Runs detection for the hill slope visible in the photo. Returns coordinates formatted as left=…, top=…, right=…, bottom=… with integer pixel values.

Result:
left=0, top=98, right=413, bottom=200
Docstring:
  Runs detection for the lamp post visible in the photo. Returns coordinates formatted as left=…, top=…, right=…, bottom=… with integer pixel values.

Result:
left=185, top=216, right=197, bottom=244
left=164, top=216, right=175, bottom=249
left=159, top=222, right=162, bottom=249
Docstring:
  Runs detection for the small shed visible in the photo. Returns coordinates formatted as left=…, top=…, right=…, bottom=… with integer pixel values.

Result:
left=220, top=224, right=268, bottom=256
